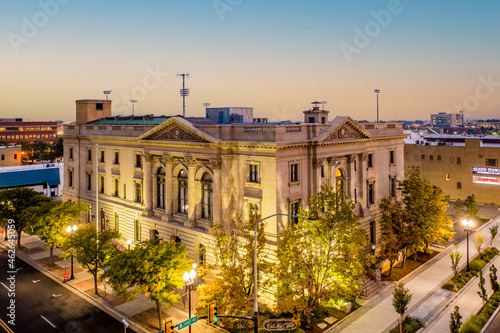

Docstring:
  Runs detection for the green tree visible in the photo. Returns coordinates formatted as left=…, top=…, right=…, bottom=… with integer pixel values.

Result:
left=392, top=283, right=412, bottom=333
left=29, top=200, right=88, bottom=266
left=449, top=246, right=463, bottom=281
left=489, top=265, right=499, bottom=293
left=489, top=224, right=499, bottom=247
left=276, top=186, right=368, bottom=326
left=401, top=168, right=455, bottom=257
left=0, top=188, right=51, bottom=247
left=64, top=224, right=119, bottom=294
left=453, top=194, right=479, bottom=221
left=197, top=215, right=273, bottom=332
left=103, top=239, right=191, bottom=330
left=449, top=306, right=462, bottom=333
left=474, top=232, right=484, bottom=254
left=477, top=270, right=488, bottom=304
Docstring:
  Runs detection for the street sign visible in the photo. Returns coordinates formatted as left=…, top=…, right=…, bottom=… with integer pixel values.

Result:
left=177, top=316, right=198, bottom=330
left=104, top=266, right=109, bottom=271
left=263, top=319, right=297, bottom=331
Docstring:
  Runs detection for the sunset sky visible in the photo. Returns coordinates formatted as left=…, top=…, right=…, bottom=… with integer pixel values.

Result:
left=1, top=0, right=499, bottom=122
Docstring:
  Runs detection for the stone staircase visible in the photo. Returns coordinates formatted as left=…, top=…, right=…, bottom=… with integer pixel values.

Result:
left=359, top=275, right=384, bottom=299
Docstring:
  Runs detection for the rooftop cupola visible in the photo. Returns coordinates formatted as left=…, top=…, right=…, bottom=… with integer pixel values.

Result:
left=303, top=101, right=329, bottom=124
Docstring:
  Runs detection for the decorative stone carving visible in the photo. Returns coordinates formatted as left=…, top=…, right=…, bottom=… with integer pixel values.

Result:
left=312, top=158, right=323, bottom=168
left=210, top=159, right=222, bottom=170
left=358, top=153, right=367, bottom=161
left=144, top=154, right=154, bottom=162
left=326, top=157, right=337, bottom=165
left=153, top=126, right=208, bottom=142
left=164, top=156, right=176, bottom=163
left=325, top=125, right=360, bottom=141
left=187, top=158, right=198, bottom=166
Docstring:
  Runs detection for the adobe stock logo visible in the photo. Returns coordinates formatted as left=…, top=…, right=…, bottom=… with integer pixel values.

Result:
left=340, top=0, right=409, bottom=64
left=8, top=0, right=71, bottom=54
left=213, top=0, right=243, bottom=21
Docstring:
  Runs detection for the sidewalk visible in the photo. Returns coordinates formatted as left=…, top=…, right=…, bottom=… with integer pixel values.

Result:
left=2, top=232, right=225, bottom=333
left=329, top=215, right=500, bottom=333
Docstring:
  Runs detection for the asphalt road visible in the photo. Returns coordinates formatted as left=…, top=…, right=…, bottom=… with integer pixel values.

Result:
left=0, top=249, right=136, bottom=333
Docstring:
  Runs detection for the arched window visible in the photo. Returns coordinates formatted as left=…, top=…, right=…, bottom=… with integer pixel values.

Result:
left=156, top=167, right=165, bottom=209
left=178, top=169, right=188, bottom=214
left=335, top=168, right=344, bottom=193
left=201, top=172, right=213, bottom=220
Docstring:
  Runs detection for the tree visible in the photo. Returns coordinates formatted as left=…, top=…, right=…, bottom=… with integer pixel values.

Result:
left=453, top=194, right=479, bottom=221
left=401, top=168, right=455, bottom=257
left=0, top=188, right=51, bottom=247
left=474, top=232, right=484, bottom=254
left=103, top=239, right=191, bottom=331
left=449, top=306, right=462, bottom=333
left=393, top=283, right=412, bottom=333
left=449, top=246, right=463, bottom=281
left=28, top=200, right=88, bottom=266
left=490, top=265, right=499, bottom=293
left=478, top=270, right=488, bottom=304
left=197, top=215, right=273, bottom=332
left=489, top=224, right=499, bottom=247
left=276, top=186, right=368, bottom=326
left=64, top=224, right=119, bottom=294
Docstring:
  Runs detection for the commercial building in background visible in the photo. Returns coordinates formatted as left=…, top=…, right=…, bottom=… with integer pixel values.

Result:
left=405, top=132, right=500, bottom=205
left=63, top=100, right=405, bottom=266
left=205, top=107, right=253, bottom=124
left=0, top=163, right=64, bottom=196
left=0, top=118, right=59, bottom=143
left=0, top=146, right=22, bottom=167
left=430, top=112, right=465, bottom=127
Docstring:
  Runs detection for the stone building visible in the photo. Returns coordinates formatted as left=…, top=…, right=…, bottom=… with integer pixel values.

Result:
left=405, top=132, right=500, bottom=205
left=62, top=100, right=405, bottom=264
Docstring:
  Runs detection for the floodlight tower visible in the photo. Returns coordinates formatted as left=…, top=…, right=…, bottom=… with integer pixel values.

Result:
left=178, top=73, right=190, bottom=117
left=129, top=100, right=137, bottom=116
left=374, top=89, right=380, bottom=123
left=203, top=102, right=211, bottom=118
left=103, top=90, right=112, bottom=100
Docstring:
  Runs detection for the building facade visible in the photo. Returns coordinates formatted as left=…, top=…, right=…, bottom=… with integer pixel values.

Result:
left=0, top=119, right=59, bottom=143
left=0, top=146, right=22, bottom=167
left=430, top=112, right=464, bottom=127
left=0, top=163, right=63, bottom=196
left=405, top=133, right=500, bottom=205
left=62, top=100, right=405, bottom=264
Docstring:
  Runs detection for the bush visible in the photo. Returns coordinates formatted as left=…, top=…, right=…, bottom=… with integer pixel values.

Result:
left=469, top=259, right=487, bottom=273
left=443, top=280, right=457, bottom=291
left=389, top=317, right=424, bottom=333
left=460, top=313, right=490, bottom=333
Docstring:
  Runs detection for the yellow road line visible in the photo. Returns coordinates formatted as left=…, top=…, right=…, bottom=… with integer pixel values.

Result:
left=0, top=318, right=14, bottom=333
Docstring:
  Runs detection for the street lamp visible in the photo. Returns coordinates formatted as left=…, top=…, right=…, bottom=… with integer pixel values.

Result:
left=462, top=219, right=474, bottom=272
left=127, top=239, right=132, bottom=251
left=66, top=224, right=78, bottom=280
left=183, top=263, right=197, bottom=333
left=253, top=213, right=311, bottom=333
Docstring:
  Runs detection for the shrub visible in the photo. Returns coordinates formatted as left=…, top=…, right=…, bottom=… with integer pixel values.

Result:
left=443, top=280, right=457, bottom=291
left=460, top=313, right=490, bottom=333
left=469, top=259, right=487, bottom=273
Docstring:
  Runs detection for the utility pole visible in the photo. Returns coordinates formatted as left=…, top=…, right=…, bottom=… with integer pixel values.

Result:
left=178, top=73, right=190, bottom=117
left=374, top=89, right=380, bottom=123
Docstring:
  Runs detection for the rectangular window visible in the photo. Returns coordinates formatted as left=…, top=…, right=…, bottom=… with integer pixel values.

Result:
left=437, top=155, right=441, bottom=161
left=1, top=155, right=4, bottom=160
left=354, top=159, right=357, bottom=172
left=123, top=184, right=126, bottom=199
left=370, top=221, right=376, bottom=244
left=290, top=201, right=300, bottom=224
left=421, top=155, right=425, bottom=160
left=390, top=150, right=395, bottom=164
left=68, top=170, right=73, bottom=187
left=69, top=147, right=73, bottom=160
left=134, top=220, right=141, bottom=242
left=87, top=173, right=92, bottom=191
left=249, top=203, right=259, bottom=217
left=88, top=149, right=92, bottom=161
left=368, top=183, right=374, bottom=205
left=290, top=163, right=299, bottom=182
left=99, top=175, right=104, bottom=194
left=430, top=155, right=434, bottom=161
left=390, top=177, right=397, bottom=197
left=13, top=154, right=17, bottom=160
left=456, top=157, right=461, bottom=165
left=100, top=150, right=105, bottom=163
left=96, top=103, right=103, bottom=110
left=368, top=153, right=373, bottom=168
left=135, top=154, right=142, bottom=168
left=249, top=164, right=259, bottom=183
left=321, top=165, right=325, bottom=178
left=135, top=183, right=142, bottom=203
left=486, top=159, right=498, bottom=167
left=354, top=188, right=357, bottom=203
left=457, top=182, right=462, bottom=189
left=114, top=152, right=119, bottom=165
left=114, top=213, right=119, bottom=232
left=114, top=178, right=119, bottom=197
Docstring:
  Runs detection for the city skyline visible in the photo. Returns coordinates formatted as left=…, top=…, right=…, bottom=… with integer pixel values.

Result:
left=2, top=0, right=500, bottom=122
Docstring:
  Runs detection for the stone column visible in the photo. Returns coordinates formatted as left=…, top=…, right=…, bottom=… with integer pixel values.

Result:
left=210, top=159, right=222, bottom=226
left=164, top=156, right=175, bottom=221
left=143, top=154, right=153, bottom=216
left=359, top=153, right=367, bottom=212
left=347, top=154, right=356, bottom=199
left=186, top=158, right=197, bottom=227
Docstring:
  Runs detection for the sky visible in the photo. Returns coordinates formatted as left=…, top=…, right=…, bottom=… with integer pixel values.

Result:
left=1, top=0, right=500, bottom=122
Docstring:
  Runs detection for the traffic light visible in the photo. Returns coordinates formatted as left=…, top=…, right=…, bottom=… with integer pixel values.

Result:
left=208, top=303, right=218, bottom=323
left=164, top=319, right=173, bottom=333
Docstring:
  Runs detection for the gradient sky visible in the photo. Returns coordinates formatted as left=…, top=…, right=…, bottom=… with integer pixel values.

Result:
left=1, top=0, right=500, bottom=122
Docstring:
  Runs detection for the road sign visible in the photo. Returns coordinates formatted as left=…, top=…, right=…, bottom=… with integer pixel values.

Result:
left=177, top=316, right=198, bottom=330
left=263, top=319, right=297, bottom=331
left=104, top=266, right=109, bottom=271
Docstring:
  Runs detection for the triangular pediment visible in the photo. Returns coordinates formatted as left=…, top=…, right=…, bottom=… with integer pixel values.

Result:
left=316, top=116, right=371, bottom=142
left=138, top=117, right=217, bottom=143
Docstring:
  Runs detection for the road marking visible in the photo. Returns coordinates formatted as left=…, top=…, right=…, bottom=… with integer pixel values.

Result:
left=40, top=315, right=56, bottom=328
left=0, top=282, right=9, bottom=291
left=0, top=318, right=14, bottom=333
left=33, top=280, right=40, bottom=283
left=52, top=294, right=62, bottom=297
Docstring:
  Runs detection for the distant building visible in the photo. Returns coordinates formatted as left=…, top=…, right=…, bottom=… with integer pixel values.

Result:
left=0, top=118, right=59, bottom=143
left=0, top=163, right=64, bottom=196
left=0, top=146, right=22, bottom=167
left=206, top=107, right=253, bottom=124
left=475, top=121, right=500, bottom=130
left=430, top=112, right=464, bottom=127
left=405, top=132, right=500, bottom=205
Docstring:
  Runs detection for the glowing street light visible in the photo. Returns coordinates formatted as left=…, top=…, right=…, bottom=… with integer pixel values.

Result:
left=127, top=239, right=132, bottom=251
left=183, top=263, right=197, bottom=333
left=462, top=219, right=474, bottom=272
left=66, top=224, right=78, bottom=280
